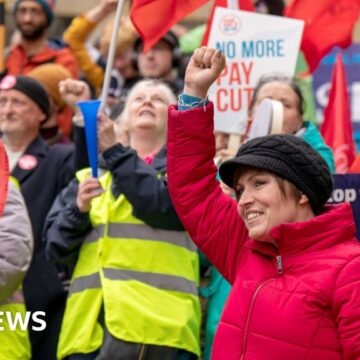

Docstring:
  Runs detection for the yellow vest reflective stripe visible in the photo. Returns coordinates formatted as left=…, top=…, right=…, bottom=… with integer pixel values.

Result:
left=107, top=222, right=197, bottom=251
left=58, top=224, right=103, bottom=359
left=58, top=169, right=200, bottom=359
left=0, top=290, right=31, bottom=360
left=69, top=272, right=101, bottom=295
left=69, top=267, right=198, bottom=297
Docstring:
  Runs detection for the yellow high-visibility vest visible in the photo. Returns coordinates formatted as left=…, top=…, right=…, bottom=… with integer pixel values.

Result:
left=58, top=169, right=201, bottom=359
left=0, top=290, right=31, bottom=360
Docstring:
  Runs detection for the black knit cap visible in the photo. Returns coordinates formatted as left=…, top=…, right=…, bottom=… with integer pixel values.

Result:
left=0, top=75, right=50, bottom=119
left=219, top=134, right=333, bottom=214
left=134, top=30, right=179, bottom=51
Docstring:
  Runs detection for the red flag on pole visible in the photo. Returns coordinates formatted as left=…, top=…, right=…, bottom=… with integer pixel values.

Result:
left=202, top=0, right=255, bottom=46
left=130, top=0, right=210, bottom=52
left=320, top=53, right=355, bottom=174
left=0, top=140, right=9, bottom=218
left=285, top=0, right=360, bottom=72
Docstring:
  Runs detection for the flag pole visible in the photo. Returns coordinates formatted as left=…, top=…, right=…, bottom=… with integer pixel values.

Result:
left=0, top=0, right=5, bottom=73
left=100, top=0, right=126, bottom=111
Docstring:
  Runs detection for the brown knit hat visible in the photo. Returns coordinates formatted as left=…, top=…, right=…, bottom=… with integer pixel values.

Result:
left=28, top=64, right=72, bottom=110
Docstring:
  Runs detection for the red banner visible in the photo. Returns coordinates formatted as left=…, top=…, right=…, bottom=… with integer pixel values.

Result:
left=320, top=54, right=356, bottom=173
left=131, top=0, right=210, bottom=52
left=285, top=0, right=360, bottom=72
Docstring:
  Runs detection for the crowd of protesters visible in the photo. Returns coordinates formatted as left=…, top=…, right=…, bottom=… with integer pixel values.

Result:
left=0, top=0, right=359, bottom=359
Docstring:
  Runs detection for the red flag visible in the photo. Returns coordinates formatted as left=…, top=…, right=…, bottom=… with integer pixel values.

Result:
left=285, top=0, right=360, bottom=72
left=320, top=53, right=355, bottom=174
left=0, top=140, right=9, bottom=218
left=202, top=0, right=255, bottom=46
left=131, top=0, right=210, bottom=52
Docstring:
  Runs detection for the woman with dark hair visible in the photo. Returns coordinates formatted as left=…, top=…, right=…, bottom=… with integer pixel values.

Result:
left=167, top=47, right=360, bottom=360
left=246, top=73, right=335, bottom=172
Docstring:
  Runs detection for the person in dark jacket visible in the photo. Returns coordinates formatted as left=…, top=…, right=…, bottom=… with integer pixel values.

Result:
left=44, top=79, right=201, bottom=360
left=0, top=74, right=75, bottom=359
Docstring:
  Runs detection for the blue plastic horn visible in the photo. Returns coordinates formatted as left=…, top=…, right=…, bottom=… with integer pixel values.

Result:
left=77, top=100, right=101, bottom=178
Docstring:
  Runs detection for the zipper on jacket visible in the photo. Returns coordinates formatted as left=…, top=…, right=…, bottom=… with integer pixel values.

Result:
left=276, top=255, right=283, bottom=275
left=138, top=344, right=146, bottom=360
left=240, top=255, right=284, bottom=359
left=239, top=278, right=274, bottom=360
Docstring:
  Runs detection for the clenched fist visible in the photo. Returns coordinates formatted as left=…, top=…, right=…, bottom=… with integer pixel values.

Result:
left=184, top=47, right=226, bottom=99
left=59, top=79, right=91, bottom=114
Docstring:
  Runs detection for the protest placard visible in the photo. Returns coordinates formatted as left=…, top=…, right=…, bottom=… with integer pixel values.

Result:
left=208, top=7, right=304, bottom=134
left=329, top=174, right=360, bottom=240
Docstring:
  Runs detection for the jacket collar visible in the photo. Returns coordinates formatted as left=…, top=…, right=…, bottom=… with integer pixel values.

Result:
left=245, top=203, right=355, bottom=258
left=152, top=146, right=167, bottom=172
left=11, top=136, right=48, bottom=183
left=13, top=44, right=57, bottom=64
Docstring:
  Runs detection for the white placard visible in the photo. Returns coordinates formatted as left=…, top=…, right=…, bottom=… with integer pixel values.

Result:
left=208, top=7, right=304, bottom=134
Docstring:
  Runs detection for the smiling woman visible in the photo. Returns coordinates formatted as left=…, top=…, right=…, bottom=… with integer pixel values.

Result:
left=233, top=169, right=305, bottom=243
left=44, top=78, right=201, bottom=360
left=167, top=46, right=360, bottom=360
left=114, top=79, right=177, bottom=159
left=120, top=79, right=176, bottom=156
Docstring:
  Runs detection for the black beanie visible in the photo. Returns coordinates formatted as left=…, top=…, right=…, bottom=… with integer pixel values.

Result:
left=0, top=75, right=50, bottom=119
left=134, top=30, right=179, bottom=51
left=219, top=134, right=333, bottom=214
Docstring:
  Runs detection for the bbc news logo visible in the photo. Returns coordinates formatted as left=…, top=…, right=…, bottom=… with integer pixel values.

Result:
left=0, top=311, right=46, bottom=331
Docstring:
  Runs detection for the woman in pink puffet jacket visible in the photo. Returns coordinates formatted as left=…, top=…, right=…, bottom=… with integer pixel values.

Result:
left=167, top=47, right=360, bottom=360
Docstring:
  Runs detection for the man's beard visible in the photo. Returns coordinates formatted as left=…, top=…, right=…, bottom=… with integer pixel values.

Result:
left=17, top=22, right=47, bottom=40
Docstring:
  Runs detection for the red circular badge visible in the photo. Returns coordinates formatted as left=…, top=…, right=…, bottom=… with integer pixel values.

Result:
left=18, top=155, right=38, bottom=170
left=0, top=75, right=17, bottom=90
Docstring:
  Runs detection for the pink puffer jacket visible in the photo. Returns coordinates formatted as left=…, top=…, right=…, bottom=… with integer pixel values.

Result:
left=167, top=103, right=360, bottom=360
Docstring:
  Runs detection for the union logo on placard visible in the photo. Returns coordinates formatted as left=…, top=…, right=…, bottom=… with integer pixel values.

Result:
left=219, top=15, right=241, bottom=35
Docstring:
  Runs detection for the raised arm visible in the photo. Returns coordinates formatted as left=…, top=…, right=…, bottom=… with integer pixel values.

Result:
left=97, top=114, right=184, bottom=231
left=167, top=47, right=249, bottom=284
left=63, top=0, right=118, bottom=90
